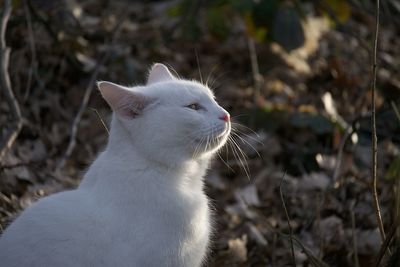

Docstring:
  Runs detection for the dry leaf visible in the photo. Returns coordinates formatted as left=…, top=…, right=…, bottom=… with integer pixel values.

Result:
left=227, top=235, right=248, bottom=263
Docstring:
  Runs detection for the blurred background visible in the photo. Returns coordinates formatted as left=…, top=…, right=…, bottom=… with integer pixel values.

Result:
left=1, top=0, right=399, bottom=266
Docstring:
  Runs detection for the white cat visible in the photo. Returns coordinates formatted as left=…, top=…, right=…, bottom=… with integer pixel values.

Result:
left=0, top=63, right=231, bottom=267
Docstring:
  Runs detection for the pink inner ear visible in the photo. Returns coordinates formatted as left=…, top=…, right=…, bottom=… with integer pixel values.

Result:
left=97, top=81, right=150, bottom=119
left=147, top=63, right=176, bottom=85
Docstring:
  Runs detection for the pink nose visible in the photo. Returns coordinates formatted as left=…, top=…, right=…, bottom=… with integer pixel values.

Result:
left=219, top=113, right=230, bottom=122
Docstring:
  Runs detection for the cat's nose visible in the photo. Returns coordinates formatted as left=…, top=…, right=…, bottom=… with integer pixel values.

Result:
left=219, top=113, right=230, bottom=122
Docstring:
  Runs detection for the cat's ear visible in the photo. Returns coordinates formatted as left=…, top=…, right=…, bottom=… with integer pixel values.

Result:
left=147, top=63, right=176, bottom=85
left=97, top=81, right=153, bottom=119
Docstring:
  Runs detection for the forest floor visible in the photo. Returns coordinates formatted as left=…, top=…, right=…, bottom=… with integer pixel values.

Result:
left=1, top=1, right=400, bottom=266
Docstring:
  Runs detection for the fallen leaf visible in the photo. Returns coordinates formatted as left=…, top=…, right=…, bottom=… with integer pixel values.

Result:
left=299, top=172, right=330, bottom=191
left=227, top=235, right=248, bottom=263
left=235, top=184, right=260, bottom=206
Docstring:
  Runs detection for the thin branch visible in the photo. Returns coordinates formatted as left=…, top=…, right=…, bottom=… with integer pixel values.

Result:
left=370, top=0, right=386, bottom=243
left=279, top=172, right=296, bottom=266
left=316, top=192, right=324, bottom=260
left=247, top=37, right=262, bottom=127
left=271, top=233, right=277, bottom=267
left=22, top=0, right=38, bottom=102
left=350, top=203, right=360, bottom=267
left=391, top=101, right=400, bottom=123
left=57, top=17, right=125, bottom=169
left=254, top=205, right=329, bottom=267
left=375, top=219, right=399, bottom=267
left=26, top=0, right=83, bottom=73
left=0, top=160, right=41, bottom=171
left=396, top=179, right=400, bottom=234
left=248, top=37, right=262, bottom=102
left=290, top=235, right=329, bottom=267
left=333, top=115, right=369, bottom=187
left=0, top=0, right=23, bottom=160
left=333, top=125, right=353, bottom=186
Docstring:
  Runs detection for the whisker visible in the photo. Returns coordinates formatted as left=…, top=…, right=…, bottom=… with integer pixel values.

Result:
left=231, top=128, right=263, bottom=145
left=205, top=65, right=218, bottom=88
left=228, top=136, right=250, bottom=180
left=225, top=142, right=229, bottom=162
left=231, top=114, right=251, bottom=119
left=229, top=135, right=248, bottom=159
left=231, top=122, right=262, bottom=139
left=164, top=63, right=181, bottom=79
left=193, top=136, right=205, bottom=158
left=193, top=138, right=201, bottom=158
left=217, top=151, right=235, bottom=173
left=195, top=49, right=203, bottom=85
left=209, top=72, right=228, bottom=90
left=230, top=136, right=250, bottom=169
left=205, top=135, right=210, bottom=153
left=230, top=131, right=261, bottom=158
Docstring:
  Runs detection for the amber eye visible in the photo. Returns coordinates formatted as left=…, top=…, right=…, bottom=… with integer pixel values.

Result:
left=186, top=103, right=202, bottom=110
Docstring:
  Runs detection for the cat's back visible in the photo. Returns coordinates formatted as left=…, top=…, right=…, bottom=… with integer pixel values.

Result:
left=0, top=189, right=102, bottom=267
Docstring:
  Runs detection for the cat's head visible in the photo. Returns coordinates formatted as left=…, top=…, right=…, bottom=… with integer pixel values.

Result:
left=98, top=63, right=230, bottom=165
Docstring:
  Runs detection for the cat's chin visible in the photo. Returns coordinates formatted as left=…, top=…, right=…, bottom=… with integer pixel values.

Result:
left=193, top=131, right=229, bottom=155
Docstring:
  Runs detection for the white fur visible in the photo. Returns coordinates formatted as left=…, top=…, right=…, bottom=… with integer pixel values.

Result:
left=0, top=63, right=231, bottom=267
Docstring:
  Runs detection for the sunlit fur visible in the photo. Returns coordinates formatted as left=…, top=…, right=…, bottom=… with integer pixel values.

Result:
left=0, top=64, right=230, bottom=267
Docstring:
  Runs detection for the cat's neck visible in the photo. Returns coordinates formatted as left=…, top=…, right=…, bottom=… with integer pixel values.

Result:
left=80, top=116, right=210, bottom=191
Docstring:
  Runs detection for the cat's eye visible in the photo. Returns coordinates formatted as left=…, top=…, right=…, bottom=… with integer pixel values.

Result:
left=186, top=103, right=202, bottom=110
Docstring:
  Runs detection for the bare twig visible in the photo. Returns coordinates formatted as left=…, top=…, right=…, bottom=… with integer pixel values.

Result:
left=272, top=233, right=277, bottom=267
left=254, top=205, right=329, bottom=267
left=375, top=219, right=399, bottom=267
left=0, top=0, right=23, bottom=160
left=0, top=160, right=41, bottom=171
left=333, top=114, right=371, bottom=187
left=370, top=0, right=386, bottom=243
left=350, top=203, right=360, bottom=267
left=247, top=37, right=263, bottom=128
left=247, top=37, right=262, bottom=105
left=290, top=235, right=329, bottom=267
left=333, top=125, right=353, bottom=186
left=393, top=102, right=400, bottom=234
left=316, top=192, right=324, bottom=260
left=57, top=16, right=125, bottom=169
left=22, top=0, right=39, bottom=102
left=391, top=101, right=400, bottom=123
left=279, top=172, right=296, bottom=266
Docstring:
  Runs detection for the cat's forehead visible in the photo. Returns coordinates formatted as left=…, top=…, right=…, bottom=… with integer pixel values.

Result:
left=145, top=80, right=214, bottom=101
